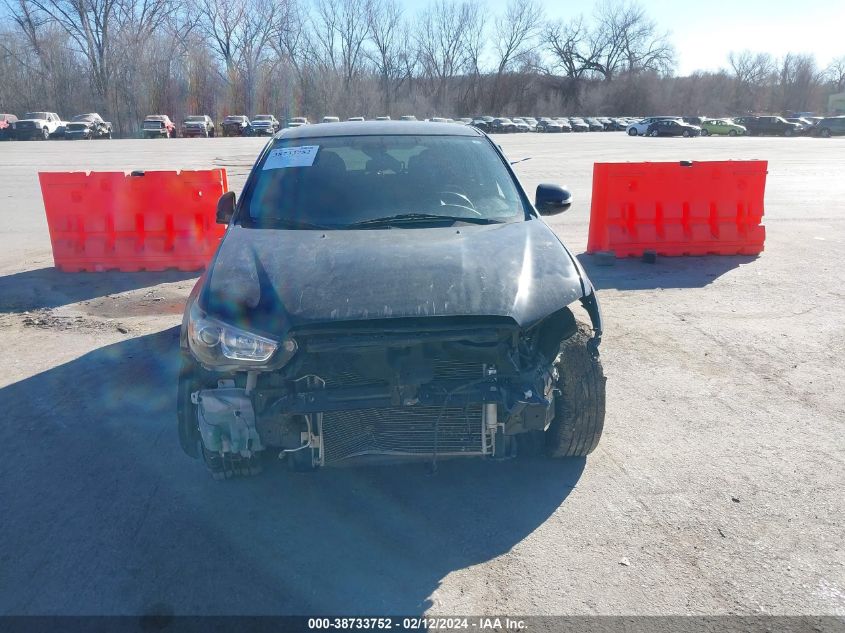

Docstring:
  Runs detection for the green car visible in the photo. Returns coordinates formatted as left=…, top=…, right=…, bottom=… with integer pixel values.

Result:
left=700, top=119, right=747, bottom=136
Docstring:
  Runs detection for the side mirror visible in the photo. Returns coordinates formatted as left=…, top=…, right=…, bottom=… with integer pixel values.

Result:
left=535, top=183, right=572, bottom=215
left=216, top=191, right=236, bottom=225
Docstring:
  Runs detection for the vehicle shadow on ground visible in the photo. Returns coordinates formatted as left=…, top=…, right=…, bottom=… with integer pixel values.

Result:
left=0, top=267, right=198, bottom=312
left=578, top=253, right=759, bottom=290
left=0, top=328, right=584, bottom=616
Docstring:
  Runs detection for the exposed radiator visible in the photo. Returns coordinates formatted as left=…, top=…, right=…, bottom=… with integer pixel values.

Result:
left=322, top=404, right=485, bottom=463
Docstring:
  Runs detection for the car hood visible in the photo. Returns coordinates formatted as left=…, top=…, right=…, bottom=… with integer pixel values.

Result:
left=202, top=220, right=587, bottom=336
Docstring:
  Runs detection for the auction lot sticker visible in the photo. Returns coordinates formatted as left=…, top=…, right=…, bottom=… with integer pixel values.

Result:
left=263, top=145, right=319, bottom=169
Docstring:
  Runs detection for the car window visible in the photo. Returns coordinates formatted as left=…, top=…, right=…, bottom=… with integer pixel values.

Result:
left=242, top=135, right=527, bottom=228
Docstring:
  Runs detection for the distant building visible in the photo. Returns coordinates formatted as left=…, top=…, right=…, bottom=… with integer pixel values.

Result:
left=829, top=92, right=845, bottom=114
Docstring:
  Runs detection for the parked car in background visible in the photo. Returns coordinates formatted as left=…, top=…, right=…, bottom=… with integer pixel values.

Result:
left=811, top=116, right=845, bottom=137
left=143, top=115, right=176, bottom=138
left=585, top=118, right=604, bottom=131
left=786, top=117, right=814, bottom=132
left=347, top=116, right=365, bottom=122
left=286, top=117, right=310, bottom=128
left=569, top=117, right=589, bottom=132
left=399, top=115, right=417, bottom=121
left=0, top=113, right=18, bottom=140
left=250, top=114, right=280, bottom=135
left=375, top=115, right=391, bottom=121
left=700, top=118, right=746, bottom=136
left=470, top=118, right=492, bottom=132
left=739, top=116, right=802, bottom=136
left=645, top=119, right=701, bottom=137
left=626, top=116, right=680, bottom=136
left=683, top=116, right=706, bottom=126
left=536, top=119, right=564, bottom=132
left=322, top=116, right=340, bottom=123
left=65, top=113, right=112, bottom=139
left=491, top=117, right=516, bottom=133
left=221, top=115, right=251, bottom=136
left=16, top=112, right=65, bottom=140
left=511, top=117, right=531, bottom=132
left=181, top=115, right=215, bottom=137
left=429, top=117, right=448, bottom=123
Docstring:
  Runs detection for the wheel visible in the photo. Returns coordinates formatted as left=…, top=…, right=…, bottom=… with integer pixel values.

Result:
left=729, top=130, right=737, bottom=137
left=628, top=128, right=637, bottom=136
left=784, top=128, right=793, bottom=137
left=41, top=127, right=49, bottom=140
left=210, top=129, right=215, bottom=138
left=202, top=128, right=209, bottom=138
left=545, top=323, right=606, bottom=457
left=682, top=130, right=690, bottom=137
left=106, top=130, right=112, bottom=139
left=820, top=128, right=831, bottom=138
left=649, top=130, right=658, bottom=137
left=701, top=129, right=709, bottom=136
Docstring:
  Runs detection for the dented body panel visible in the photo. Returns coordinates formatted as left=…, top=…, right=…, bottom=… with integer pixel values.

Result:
left=201, top=220, right=587, bottom=337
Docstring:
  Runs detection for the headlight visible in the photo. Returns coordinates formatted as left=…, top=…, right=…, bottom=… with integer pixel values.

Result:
left=187, top=303, right=297, bottom=369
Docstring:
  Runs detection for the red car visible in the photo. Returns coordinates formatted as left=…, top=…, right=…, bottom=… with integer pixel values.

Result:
left=0, top=113, right=18, bottom=140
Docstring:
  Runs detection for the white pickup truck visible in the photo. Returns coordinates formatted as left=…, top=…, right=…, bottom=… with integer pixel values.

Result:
left=15, top=112, right=66, bottom=140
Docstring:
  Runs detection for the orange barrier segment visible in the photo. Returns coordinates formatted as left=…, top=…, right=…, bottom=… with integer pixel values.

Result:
left=39, top=169, right=228, bottom=272
left=587, top=161, right=767, bottom=257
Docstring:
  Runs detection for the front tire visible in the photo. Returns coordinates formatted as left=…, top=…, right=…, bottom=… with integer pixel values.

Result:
left=729, top=129, right=737, bottom=136
left=701, top=129, right=709, bottom=136
left=682, top=130, right=691, bottom=137
left=41, top=127, right=50, bottom=141
left=545, top=324, right=606, bottom=457
left=820, top=128, right=831, bottom=138
left=628, top=128, right=637, bottom=136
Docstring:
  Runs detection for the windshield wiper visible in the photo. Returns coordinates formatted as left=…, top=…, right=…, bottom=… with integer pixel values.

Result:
left=348, top=213, right=501, bottom=228
left=252, top=217, right=335, bottom=230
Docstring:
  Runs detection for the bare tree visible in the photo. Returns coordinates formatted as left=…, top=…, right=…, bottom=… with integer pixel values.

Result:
left=416, top=0, right=481, bottom=112
left=490, top=0, right=541, bottom=110
left=590, top=0, right=674, bottom=79
left=825, top=56, right=845, bottom=93
left=778, top=53, right=820, bottom=112
left=366, top=0, right=403, bottom=113
left=728, top=50, right=776, bottom=111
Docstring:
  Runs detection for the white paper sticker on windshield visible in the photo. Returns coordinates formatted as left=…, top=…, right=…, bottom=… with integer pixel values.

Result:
left=263, top=145, right=319, bottom=170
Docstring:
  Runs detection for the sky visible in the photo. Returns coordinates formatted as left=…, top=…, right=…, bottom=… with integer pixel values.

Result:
left=403, top=0, right=845, bottom=76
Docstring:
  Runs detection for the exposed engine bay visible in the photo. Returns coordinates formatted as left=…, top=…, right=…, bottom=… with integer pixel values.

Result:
left=180, top=308, right=588, bottom=474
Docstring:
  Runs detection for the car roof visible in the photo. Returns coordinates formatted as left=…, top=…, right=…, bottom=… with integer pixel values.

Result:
left=276, top=120, right=482, bottom=139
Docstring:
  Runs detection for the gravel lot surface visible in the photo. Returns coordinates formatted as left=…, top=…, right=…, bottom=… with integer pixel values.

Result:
left=0, top=133, right=843, bottom=617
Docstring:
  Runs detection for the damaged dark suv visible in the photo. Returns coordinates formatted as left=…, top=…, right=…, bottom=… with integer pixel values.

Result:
left=177, top=121, right=605, bottom=478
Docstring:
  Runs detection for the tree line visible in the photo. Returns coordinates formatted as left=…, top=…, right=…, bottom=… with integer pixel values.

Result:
left=0, top=0, right=843, bottom=136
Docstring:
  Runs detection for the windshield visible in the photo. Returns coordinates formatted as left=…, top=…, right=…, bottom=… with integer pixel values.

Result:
left=72, top=115, right=94, bottom=122
left=241, top=134, right=527, bottom=229
left=185, top=116, right=205, bottom=121
left=253, top=115, right=272, bottom=121
left=24, top=112, right=49, bottom=119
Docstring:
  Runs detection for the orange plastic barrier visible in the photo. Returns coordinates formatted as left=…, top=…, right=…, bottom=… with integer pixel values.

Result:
left=587, top=161, right=767, bottom=257
left=39, top=169, right=228, bottom=272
